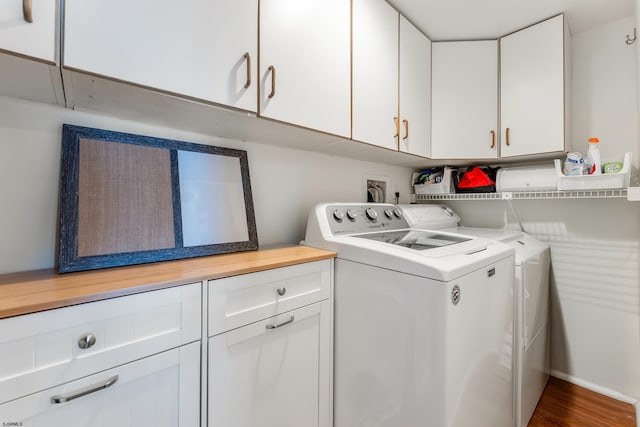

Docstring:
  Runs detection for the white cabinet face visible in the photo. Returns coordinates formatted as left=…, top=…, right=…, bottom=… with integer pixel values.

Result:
left=208, top=301, right=331, bottom=427
left=259, top=0, right=350, bottom=138
left=0, top=343, right=200, bottom=427
left=64, top=0, right=258, bottom=111
left=431, top=40, right=498, bottom=159
left=500, top=15, right=566, bottom=157
left=0, top=283, right=201, bottom=404
left=352, top=0, right=399, bottom=150
left=0, top=0, right=57, bottom=62
left=399, top=16, right=431, bottom=158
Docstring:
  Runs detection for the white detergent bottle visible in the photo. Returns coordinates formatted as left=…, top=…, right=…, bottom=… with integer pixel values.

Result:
left=586, top=137, right=602, bottom=175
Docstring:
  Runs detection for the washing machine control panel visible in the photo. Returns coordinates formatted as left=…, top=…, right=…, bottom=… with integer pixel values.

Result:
left=326, top=204, right=409, bottom=235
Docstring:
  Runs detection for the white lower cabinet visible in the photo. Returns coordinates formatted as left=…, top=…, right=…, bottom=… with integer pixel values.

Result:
left=0, top=283, right=202, bottom=426
left=0, top=342, right=200, bottom=427
left=208, top=301, right=331, bottom=427
left=207, top=259, right=333, bottom=427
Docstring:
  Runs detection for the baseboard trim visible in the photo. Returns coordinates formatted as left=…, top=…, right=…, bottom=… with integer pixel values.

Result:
left=550, top=370, right=638, bottom=405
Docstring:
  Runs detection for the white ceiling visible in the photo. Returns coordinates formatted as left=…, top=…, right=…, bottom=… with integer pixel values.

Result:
left=387, top=0, right=635, bottom=40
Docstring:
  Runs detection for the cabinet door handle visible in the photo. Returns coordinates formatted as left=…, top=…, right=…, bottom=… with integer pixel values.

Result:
left=506, top=127, right=510, bottom=146
left=266, top=315, right=294, bottom=330
left=277, top=286, right=286, bottom=296
left=23, top=0, right=33, bottom=23
left=51, top=375, right=119, bottom=404
left=402, top=119, right=409, bottom=140
left=393, top=117, right=399, bottom=138
left=490, top=130, right=495, bottom=148
left=267, top=65, right=276, bottom=99
left=243, top=52, right=251, bottom=89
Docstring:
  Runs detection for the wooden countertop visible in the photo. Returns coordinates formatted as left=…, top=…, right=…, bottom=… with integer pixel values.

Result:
left=0, top=246, right=335, bottom=319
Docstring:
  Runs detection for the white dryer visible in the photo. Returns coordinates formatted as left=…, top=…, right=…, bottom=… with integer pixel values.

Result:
left=304, top=203, right=515, bottom=427
left=400, top=204, right=550, bottom=427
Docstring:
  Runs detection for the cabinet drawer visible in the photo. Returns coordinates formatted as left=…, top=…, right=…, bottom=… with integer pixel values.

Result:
left=208, top=260, right=331, bottom=336
left=0, top=342, right=200, bottom=427
left=0, top=283, right=201, bottom=404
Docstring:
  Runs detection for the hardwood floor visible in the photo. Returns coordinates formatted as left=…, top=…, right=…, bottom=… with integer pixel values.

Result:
left=529, top=377, right=636, bottom=427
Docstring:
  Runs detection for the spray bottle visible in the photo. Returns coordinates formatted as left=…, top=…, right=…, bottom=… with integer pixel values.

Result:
left=586, top=137, right=601, bottom=175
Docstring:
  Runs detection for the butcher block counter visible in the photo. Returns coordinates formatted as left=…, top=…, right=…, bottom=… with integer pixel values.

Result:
left=0, top=246, right=335, bottom=319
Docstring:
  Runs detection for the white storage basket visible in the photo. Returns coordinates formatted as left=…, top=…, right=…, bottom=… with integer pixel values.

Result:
left=554, top=152, right=631, bottom=190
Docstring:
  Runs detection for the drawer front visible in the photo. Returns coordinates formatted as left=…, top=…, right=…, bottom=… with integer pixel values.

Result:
left=0, top=342, right=200, bottom=427
left=208, top=260, right=331, bottom=336
left=0, top=283, right=201, bottom=403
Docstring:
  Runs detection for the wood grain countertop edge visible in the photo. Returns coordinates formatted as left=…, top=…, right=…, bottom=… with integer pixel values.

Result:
left=0, top=246, right=336, bottom=319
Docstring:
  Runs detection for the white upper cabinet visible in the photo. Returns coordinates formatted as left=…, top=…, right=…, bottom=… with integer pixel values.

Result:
left=0, top=0, right=57, bottom=62
left=500, top=15, right=568, bottom=157
left=0, top=0, right=63, bottom=105
left=259, top=0, right=350, bottom=138
left=431, top=40, right=498, bottom=159
left=399, top=16, right=431, bottom=158
left=352, top=0, right=399, bottom=150
left=64, top=0, right=258, bottom=112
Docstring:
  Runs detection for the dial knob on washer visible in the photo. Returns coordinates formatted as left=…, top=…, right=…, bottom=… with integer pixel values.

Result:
left=333, top=210, right=345, bottom=221
left=393, top=208, right=403, bottom=219
left=365, top=207, right=378, bottom=220
left=347, top=209, right=357, bottom=220
left=384, top=209, right=393, bottom=219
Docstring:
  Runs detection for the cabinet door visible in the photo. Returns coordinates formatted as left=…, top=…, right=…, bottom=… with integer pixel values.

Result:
left=500, top=15, right=566, bottom=157
left=208, top=300, right=331, bottom=427
left=0, top=0, right=56, bottom=62
left=0, top=343, right=200, bottom=427
left=259, top=0, right=350, bottom=138
left=64, top=0, right=257, bottom=111
left=352, top=0, right=399, bottom=150
left=399, top=16, right=431, bottom=158
left=431, top=41, right=498, bottom=159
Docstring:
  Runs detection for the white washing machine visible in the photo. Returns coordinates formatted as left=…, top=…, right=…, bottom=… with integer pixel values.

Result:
left=304, top=203, right=515, bottom=427
left=400, top=204, right=550, bottom=427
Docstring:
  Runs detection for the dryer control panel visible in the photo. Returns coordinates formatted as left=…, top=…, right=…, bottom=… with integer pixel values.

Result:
left=325, top=204, right=410, bottom=235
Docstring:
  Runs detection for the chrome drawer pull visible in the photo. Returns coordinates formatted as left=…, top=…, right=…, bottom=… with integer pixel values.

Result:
left=78, top=333, right=96, bottom=349
left=51, top=375, right=119, bottom=404
left=277, top=286, right=286, bottom=296
left=266, top=315, right=294, bottom=330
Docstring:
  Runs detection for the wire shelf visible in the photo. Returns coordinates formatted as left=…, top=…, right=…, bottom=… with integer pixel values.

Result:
left=414, top=188, right=629, bottom=201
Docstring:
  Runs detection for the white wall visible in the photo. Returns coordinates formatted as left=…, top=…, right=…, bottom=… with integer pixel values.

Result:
left=571, top=15, right=638, bottom=171
left=445, top=15, right=640, bottom=400
left=0, top=96, right=414, bottom=274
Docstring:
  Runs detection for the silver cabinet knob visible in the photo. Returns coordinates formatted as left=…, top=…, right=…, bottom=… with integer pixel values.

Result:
left=78, top=333, right=97, bottom=349
left=277, top=287, right=286, bottom=296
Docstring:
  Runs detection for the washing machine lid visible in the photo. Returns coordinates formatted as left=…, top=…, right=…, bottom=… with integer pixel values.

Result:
left=353, top=229, right=471, bottom=251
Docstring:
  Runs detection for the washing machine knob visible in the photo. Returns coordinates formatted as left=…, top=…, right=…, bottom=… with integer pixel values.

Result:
left=346, top=209, right=357, bottom=220
left=365, top=207, right=378, bottom=220
left=384, top=209, right=394, bottom=219
left=333, top=210, right=345, bottom=221
left=393, top=208, right=403, bottom=219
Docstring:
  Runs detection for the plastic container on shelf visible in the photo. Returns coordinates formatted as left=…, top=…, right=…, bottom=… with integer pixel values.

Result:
left=412, top=167, right=455, bottom=194
left=554, top=152, right=631, bottom=190
left=585, top=137, right=602, bottom=175
left=496, top=165, right=558, bottom=192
